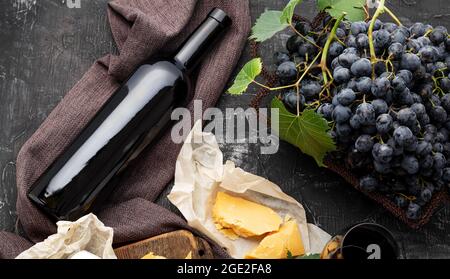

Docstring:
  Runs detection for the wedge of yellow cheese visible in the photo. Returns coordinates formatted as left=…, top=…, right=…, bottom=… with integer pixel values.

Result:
left=245, top=220, right=305, bottom=259
left=141, top=252, right=167, bottom=259
left=141, top=251, right=193, bottom=259
left=212, top=192, right=282, bottom=238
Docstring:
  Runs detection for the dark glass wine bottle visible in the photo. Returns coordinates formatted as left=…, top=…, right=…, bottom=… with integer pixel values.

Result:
left=28, top=8, right=231, bottom=221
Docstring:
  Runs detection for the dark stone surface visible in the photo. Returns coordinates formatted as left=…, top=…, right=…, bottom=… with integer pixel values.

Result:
left=0, top=0, right=449, bottom=258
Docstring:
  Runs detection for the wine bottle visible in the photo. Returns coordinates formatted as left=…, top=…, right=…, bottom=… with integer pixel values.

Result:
left=28, top=8, right=231, bottom=221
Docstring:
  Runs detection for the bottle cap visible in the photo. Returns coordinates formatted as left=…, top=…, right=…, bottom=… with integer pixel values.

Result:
left=208, top=8, right=232, bottom=28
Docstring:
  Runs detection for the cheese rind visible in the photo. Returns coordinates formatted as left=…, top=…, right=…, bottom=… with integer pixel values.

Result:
left=212, top=192, right=282, bottom=238
left=245, top=220, right=305, bottom=259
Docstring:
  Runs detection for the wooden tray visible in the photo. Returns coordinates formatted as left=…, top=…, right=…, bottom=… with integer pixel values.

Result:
left=114, top=230, right=214, bottom=259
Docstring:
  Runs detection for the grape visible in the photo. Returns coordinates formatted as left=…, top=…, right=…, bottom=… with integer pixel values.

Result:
left=359, top=175, right=378, bottom=192
left=374, top=29, right=391, bottom=49
left=295, top=21, right=311, bottom=36
left=336, top=123, right=352, bottom=137
left=274, top=51, right=290, bottom=65
left=387, top=138, right=404, bottom=156
left=368, top=19, right=382, bottom=31
left=391, top=29, right=408, bottom=45
left=300, top=80, right=321, bottom=98
left=410, top=23, right=426, bottom=38
left=434, top=143, right=444, bottom=153
left=394, top=126, right=414, bottom=146
left=391, top=29, right=407, bottom=44
left=376, top=114, right=393, bottom=134
left=372, top=99, right=389, bottom=115
left=419, top=114, right=431, bottom=126
left=350, top=58, right=372, bottom=77
left=410, top=103, right=426, bottom=116
left=336, top=88, right=356, bottom=106
left=405, top=136, right=419, bottom=152
left=331, top=57, right=341, bottom=70
left=276, top=61, right=297, bottom=83
left=420, top=188, right=433, bottom=203
left=356, top=77, right=373, bottom=94
left=401, top=155, right=420, bottom=174
left=440, top=78, right=450, bottom=93
left=383, top=22, right=398, bottom=33
left=400, top=53, right=421, bottom=71
left=394, top=195, right=408, bottom=208
left=332, top=105, right=352, bottom=123
left=391, top=76, right=406, bottom=91
left=406, top=202, right=421, bottom=220
left=442, top=168, right=450, bottom=182
left=338, top=53, right=359, bottom=68
left=333, top=67, right=351, bottom=84
left=407, top=39, right=422, bottom=53
left=429, top=28, right=446, bottom=45
left=372, top=143, right=394, bottom=163
left=317, top=103, right=334, bottom=120
left=283, top=90, right=305, bottom=112
left=351, top=21, right=367, bottom=35
left=283, top=90, right=306, bottom=111
left=374, top=160, right=392, bottom=174
left=335, top=28, right=346, bottom=40
left=356, top=33, right=369, bottom=50
left=420, top=154, right=434, bottom=169
left=286, top=35, right=303, bottom=53
left=332, top=94, right=339, bottom=106
left=345, top=35, right=357, bottom=48
left=438, top=128, right=449, bottom=142
left=397, top=108, right=417, bottom=127
left=424, top=124, right=438, bottom=134
left=350, top=114, right=362, bottom=130
left=356, top=103, right=376, bottom=125
left=397, top=88, right=414, bottom=106
left=371, top=77, right=390, bottom=98
left=347, top=78, right=358, bottom=91
left=329, top=41, right=344, bottom=59
left=430, top=106, right=448, bottom=123
left=298, top=38, right=317, bottom=57
left=397, top=70, right=413, bottom=85
left=416, top=141, right=433, bottom=157
left=441, top=94, right=450, bottom=112
left=355, top=134, right=374, bottom=153
left=433, top=152, right=447, bottom=170
left=388, top=43, right=404, bottom=60
left=419, top=46, right=437, bottom=63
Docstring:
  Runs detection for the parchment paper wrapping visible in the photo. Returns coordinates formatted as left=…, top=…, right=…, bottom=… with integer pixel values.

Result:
left=168, top=121, right=331, bottom=259
left=16, top=213, right=116, bottom=259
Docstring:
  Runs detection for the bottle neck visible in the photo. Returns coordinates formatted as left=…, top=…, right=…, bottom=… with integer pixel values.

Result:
left=173, top=9, right=231, bottom=72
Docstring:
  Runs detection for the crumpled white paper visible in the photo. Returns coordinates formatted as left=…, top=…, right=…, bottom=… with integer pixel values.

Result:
left=168, top=121, right=331, bottom=259
left=16, top=213, right=116, bottom=259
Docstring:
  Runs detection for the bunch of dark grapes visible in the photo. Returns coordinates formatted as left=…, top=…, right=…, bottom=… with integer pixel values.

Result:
left=277, top=16, right=450, bottom=220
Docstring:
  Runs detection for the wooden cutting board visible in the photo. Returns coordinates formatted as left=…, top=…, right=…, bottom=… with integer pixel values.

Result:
left=114, top=230, right=214, bottom=259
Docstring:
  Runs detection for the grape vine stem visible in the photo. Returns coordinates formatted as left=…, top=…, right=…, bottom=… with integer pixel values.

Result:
left=368, top=0, right=386, bottom=64
left=319, top=12, right=347, bottom=87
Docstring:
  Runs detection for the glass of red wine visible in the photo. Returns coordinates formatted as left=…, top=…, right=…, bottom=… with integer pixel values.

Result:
left=321, top=223, right=399, bottom=259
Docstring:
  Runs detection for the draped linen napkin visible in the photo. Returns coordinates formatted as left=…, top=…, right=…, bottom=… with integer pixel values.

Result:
left=0, top=0, right=250, bottom=258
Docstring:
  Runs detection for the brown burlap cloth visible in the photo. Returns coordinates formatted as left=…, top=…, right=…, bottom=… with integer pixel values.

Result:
left=0, top=0, right=250, bottom=259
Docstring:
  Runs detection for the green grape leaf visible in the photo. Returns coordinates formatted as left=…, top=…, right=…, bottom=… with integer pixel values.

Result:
left=317, top=0, right=366, bottom=22
left=271, top=98, right=336, bottom=167
left=280, top=0, right=303, bottom=25
left=249, top=10, right=289, bottom=42
left=227, top=58, right=262, bottom=95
